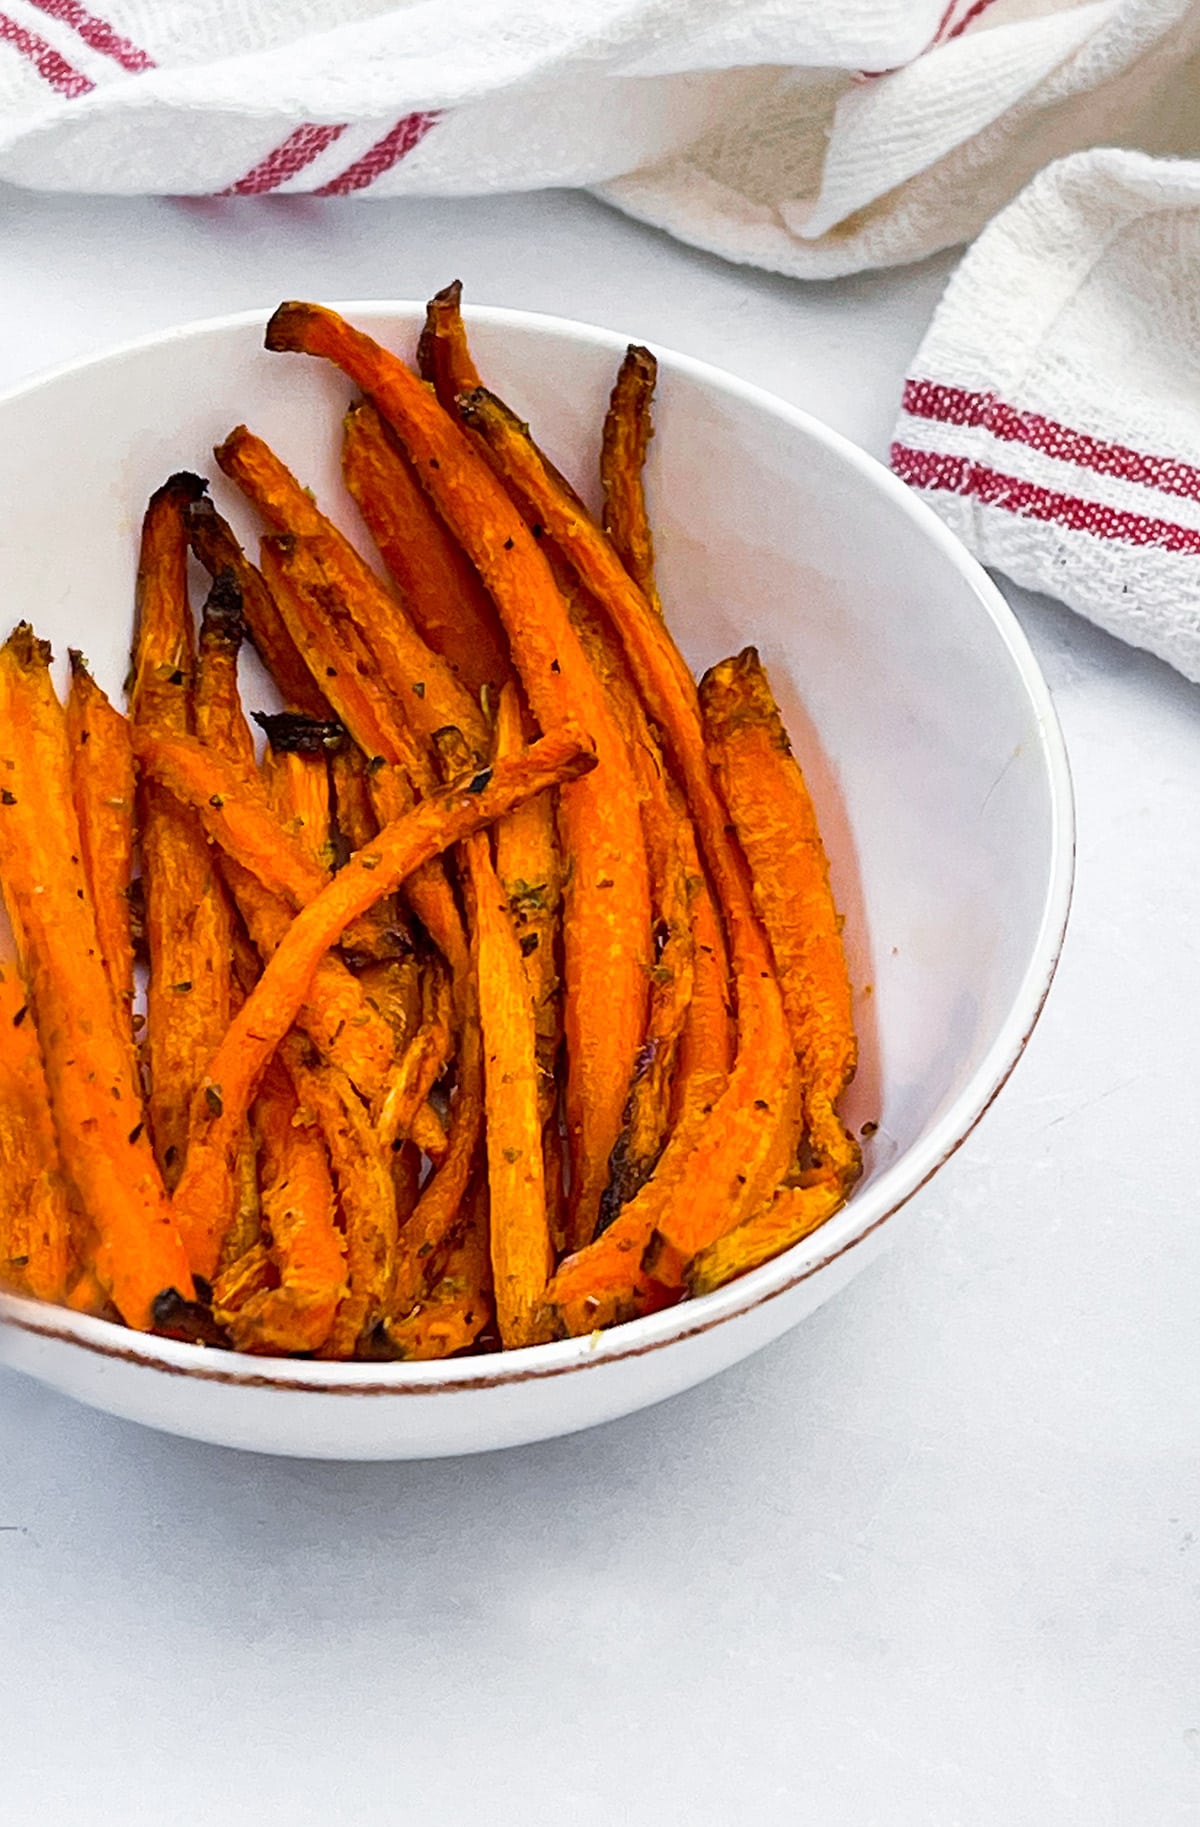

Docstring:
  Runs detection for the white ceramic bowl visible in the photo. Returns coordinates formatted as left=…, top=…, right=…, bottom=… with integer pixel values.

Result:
left=0, top=303, right=1073, bottom=1458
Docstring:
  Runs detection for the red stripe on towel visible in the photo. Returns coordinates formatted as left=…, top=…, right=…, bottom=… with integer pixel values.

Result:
left=24, top=0, right=153, bottom=72
left=0, top=10, right=92, bottom=94
left=219, top=122, right=349, bottom=196
left=313, top=110, right=440, bottom=197
left=891, top=443, right=1200, bottom=557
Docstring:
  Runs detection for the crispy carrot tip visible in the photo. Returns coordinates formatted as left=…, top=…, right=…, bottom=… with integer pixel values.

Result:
left=264, top=303, right=313, bottom=353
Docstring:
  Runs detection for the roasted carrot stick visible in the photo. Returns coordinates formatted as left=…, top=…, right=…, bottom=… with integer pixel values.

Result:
left=215, top=426, right=488, bottom=756
left=382, top=1174, right=493, bottom=1360
left=212, top=1059, right=346, bottom=1354
left=265, top=301, right=653, bottom=1253
left=132, top=474, right=235, bottom=1189
left=376, top=954, right=453, bottom=1148
left=417, top=278, right=481, bottom=405
left=466, top=814, right=552, bottom=1349
left=64, top=653, right=137, bottom=1055
left=0, top=959, right=72, bottom=1303
left=686, top=1177, right=846, bottom=1297
left=342, top=399, right=511, bottom=700
left=0, top=627, right=193, bottom=1327
left=701, top=648, right=860, bottom=1192
left=169, top=724, right=594, bottom=1277
left=492, top=682, right=562, bottom=1124
left=260, top=742, right=334, bottom=875
left=330, top=742, right=378, bottom=852
left=187, top=493, right=334, bottom=721
left=601, top=344, right=662, bottom=614
left=390, top=1018, right=482, bottom=1317
left=283, top=1039, right=399, bottom=1359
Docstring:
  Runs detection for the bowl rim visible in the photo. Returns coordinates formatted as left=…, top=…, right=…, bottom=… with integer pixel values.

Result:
left=0, top=298, right=1075, bottom=1396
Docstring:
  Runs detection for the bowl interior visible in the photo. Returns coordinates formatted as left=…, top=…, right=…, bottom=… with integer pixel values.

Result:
left=0, top=304, right=1066, bottom=1352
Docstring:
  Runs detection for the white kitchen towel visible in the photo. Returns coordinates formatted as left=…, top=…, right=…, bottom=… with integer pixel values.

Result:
left=0, top=1, right=1196, bottom=278
left=891, top=147, right=1200, bottom=684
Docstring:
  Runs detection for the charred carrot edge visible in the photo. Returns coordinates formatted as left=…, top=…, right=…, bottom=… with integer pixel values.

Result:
left=215, top=426, right=488, bottom=756
left=64, top=653, right=137, bottom=1058
left=382, top=1173, right=493, bottom=1360
left=0, top=959, right=72, bottom=1303
left=601, top=344, right=662, bottom=613
left=410, top=1099, right=449, bottom=1164
left=213, top=1059, right=346, bottom=1354
left=264, top=302, right=654, bottom=1256
left=686, top=1177, right=846, bottom=1297
left=168, top=725, right=594, bottom=1279
left=132, top=475, right=235, bottom=1189
left=0, top=627, right=193, bottom=1327
left=465, top=822, right=552, bottom=1349
left=417, top=278, right=482, bottom=408
left=282, top=1040, right=399, bottom=1360
left=376, top=954, right=452, bottom=1145
left=492, top=682, right=562, bottom=1127
left=700, top=648, right=861, bottom=1193
left=187, top=493, right=334, bottom=721
left=343, top=399, right=512, bottom=700
left=449, top=394, right=801, bottom=1321
left=194, top=570, right=257, bottom=772
left=330, top=744, right=379, bottom=851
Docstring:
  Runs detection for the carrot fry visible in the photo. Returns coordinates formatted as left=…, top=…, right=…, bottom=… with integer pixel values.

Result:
left=215, top=426, right=488, bottom=755
left=0, top=959, right=72, bottom=1302
left=187, top=493, right=334, bottom=720
left=417, top=279, right=482, bottom=406
left=686, top=1177, right=846, bottom=1297
left=700, top=648, right=861, bottom=1192
left=132, top=474, right=235, bottom=1189
left=466, top=814, right=551, bottom=1348
left=283, top=1040, right=398, bottom=1359
left=382, top=1175, right=493, bottom=1360
left=330, top=743, right=378, bottom=852
left=342, top=398, right=511, bottom=700
left=376, top=954, right=452, bottom=1147
left=212, top=1059, right=346, bottom=1354
left=450, top=388, right=802, bottom=1298
left=64, top=652, right=137, bottom=1055
left=260, top=742, right=334, bottom=875
left=194, top=569, right=257, bottom=772
left=169, top=724, right=594, bottom=1278
left=265, top=301, right=653, bottom=1253
left=0, top=627, right=193, bottom=1327
left=492, top=682, right=562, bottom=1124
left=601, top=344, right=662, bottom=613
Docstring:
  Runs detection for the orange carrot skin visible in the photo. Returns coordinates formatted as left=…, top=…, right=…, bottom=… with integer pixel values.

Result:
left=0, top=960, right=72, bottom=1303
left=342, top=400, right=512, bottom=701
left=376, top=955, right=452, bottom=1146
left=701, top=649, right=860, bottom=1192
left=64, top=653, right=137, bottom=1058
left=187, top=494, right=335, bottom=721
left=132, top=475, right=235, bottom=1189
left=264, top=302, right=653, bottom=1257
left=466, top=826, right=552, bottom=1349
left=169, top=725, right=595, bottom=1279
left=601, top=344, right=662, bottom=614
left=493, top=682, right=562, bottom=1125
left=0, top=627, right=193, bottom=1328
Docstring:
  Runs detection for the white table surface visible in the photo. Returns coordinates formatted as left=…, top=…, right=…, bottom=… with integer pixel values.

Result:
left=0, top=184, right=1196, bottom=1827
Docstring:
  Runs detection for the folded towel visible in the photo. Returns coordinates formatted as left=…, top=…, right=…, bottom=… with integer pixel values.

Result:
left=0, top=1, right=1195, bottom=277
left=892, top=147, right=1200, bottom=685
